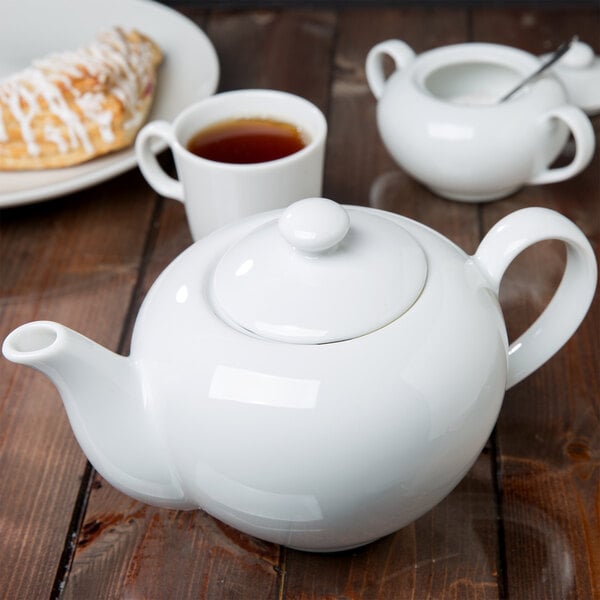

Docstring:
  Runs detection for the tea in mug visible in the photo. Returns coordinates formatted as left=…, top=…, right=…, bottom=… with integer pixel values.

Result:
left=187, top=117, right=306, bottom=164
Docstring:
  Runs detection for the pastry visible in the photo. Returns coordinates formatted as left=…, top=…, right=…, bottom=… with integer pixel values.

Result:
left=0, top=27, right=162, bottom=170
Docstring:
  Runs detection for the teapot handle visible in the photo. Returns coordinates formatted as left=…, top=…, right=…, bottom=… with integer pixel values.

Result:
left=366, top=40, right=416, bottom=99
left=528, top=105, right=595, bottom=185
left=473, top=207, right=597, bottom=389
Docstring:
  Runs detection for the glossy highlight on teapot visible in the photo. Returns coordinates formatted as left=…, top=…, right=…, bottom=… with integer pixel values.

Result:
left=187, top=117, right=307, bottom=164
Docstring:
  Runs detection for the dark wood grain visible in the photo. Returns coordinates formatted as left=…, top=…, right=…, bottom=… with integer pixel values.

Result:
left=0, top=5, right=598, bottom=600
left=473, top=8, right=600, bottom=599
left=0, top=171, right=158, bottom=599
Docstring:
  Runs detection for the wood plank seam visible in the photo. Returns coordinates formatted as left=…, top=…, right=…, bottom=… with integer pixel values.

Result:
left=48, top=194, right=166, bottom=598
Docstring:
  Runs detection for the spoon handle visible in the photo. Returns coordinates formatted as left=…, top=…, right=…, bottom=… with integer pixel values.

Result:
left=500, top=35, right=578, bottom=102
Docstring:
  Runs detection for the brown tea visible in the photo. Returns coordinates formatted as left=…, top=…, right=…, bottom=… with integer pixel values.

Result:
left=186, top=118, right=306, bottom=164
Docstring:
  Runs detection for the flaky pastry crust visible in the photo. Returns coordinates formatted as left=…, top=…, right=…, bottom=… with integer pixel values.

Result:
left=0, top=28, right=162, bottom=170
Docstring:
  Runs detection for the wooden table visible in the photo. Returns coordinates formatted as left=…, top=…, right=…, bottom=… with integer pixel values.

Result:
left=1, top=4, right=598, bottom=599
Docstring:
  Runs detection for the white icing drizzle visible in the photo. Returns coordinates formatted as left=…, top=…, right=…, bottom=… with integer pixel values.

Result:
left=0, top=27, right=158, bottom=158
left=76, top=92, right=115, bottom=143
left=44, top=123, right=68, bottom=153
left=2, top=77, right=41, bottom=155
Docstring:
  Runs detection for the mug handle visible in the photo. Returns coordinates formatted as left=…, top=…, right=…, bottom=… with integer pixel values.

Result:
left=528, top=105, right=595, bottom=185
left=365, top=40, right=416, bottom=99
left=473, top=207, right=597, bottom=389
left=135, top=121, right=185, bottom=202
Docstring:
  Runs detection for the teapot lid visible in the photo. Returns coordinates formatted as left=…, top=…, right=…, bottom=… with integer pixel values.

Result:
left=212, top=198, right=427, bottom=344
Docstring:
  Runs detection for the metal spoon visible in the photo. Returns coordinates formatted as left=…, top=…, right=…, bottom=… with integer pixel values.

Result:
left=499, top=35, right=578, bottom=102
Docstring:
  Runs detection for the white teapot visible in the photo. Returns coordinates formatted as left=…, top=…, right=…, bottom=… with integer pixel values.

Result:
left=3, top=198, right=596, bottom=552
left=366, top=40, right=596, bottom=201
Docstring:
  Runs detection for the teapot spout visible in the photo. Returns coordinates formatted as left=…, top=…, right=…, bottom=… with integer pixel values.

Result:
left=2, top=321, right=192, bottom=509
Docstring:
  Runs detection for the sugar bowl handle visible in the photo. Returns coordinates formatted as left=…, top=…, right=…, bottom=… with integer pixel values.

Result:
left=529, top=105, right=595, bottom=185
left=473, top=207, right=597, bottom=389
left=366, top=40, right=416, bottom=99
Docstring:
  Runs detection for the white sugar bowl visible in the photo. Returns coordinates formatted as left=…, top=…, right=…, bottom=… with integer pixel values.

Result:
left=366, top=40, right=595, bottom=202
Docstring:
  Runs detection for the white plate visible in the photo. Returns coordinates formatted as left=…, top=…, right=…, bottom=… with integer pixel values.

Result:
left=0, top=0, right=219, bottom=207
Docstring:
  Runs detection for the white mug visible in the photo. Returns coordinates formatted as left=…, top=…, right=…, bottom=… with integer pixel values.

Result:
left=135, top=89, right=327, bottom=240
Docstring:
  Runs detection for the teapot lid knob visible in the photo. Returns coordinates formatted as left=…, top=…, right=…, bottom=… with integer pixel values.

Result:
left=278, top=198, right=350, bottom=253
